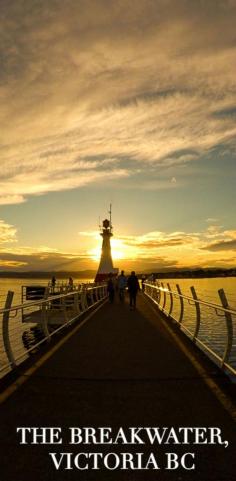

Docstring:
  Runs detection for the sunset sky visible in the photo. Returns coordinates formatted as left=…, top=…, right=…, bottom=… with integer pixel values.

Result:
left=0, top=0, right=236, bottom=273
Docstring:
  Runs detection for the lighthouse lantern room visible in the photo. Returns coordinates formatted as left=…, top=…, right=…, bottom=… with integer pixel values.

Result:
left=95, top=206, right=118, bottom=282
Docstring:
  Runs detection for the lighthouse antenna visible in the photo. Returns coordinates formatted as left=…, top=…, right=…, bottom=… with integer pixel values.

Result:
left=109, top=203, right=112, bottom=230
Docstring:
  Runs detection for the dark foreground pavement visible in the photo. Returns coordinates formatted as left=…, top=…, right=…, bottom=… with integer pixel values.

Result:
left=0, top=294, right=235, bottom=481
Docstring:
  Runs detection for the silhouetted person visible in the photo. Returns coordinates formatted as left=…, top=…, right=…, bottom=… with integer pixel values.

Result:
left=127, top=271, right=140, bottom=310
left=51, top=276, right=56, bottom=293
left=117, top=270, right=127, bottom=302
left=68, top=277, right=74, bottom=290
left=107, top=273, right=115, bottom=303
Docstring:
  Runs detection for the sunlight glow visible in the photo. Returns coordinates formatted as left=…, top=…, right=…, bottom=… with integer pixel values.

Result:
left=89, top=238, right=130, bottom=262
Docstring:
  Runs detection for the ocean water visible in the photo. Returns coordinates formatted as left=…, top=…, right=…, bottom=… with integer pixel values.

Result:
left=160, top=277, right=236, bottom=309
left=153, top=277, right=236, bottom=372
left=0, top=277, right=235, bottom=376
left=0, top=278, right=93, bottom=308
left=0, top=278, right=93, bottom=376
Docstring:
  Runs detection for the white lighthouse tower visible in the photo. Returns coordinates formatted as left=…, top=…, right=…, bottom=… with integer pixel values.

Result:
left=95, top=205, right=118, bottom=282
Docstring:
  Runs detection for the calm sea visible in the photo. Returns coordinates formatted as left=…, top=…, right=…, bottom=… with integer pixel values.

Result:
left=161, top=277, right=236, bottom=308
left=156, top=277, right=236, bottom=372
left=0, top=277, right=235, bottom=375
left=0, top=278, right=93, bottom=307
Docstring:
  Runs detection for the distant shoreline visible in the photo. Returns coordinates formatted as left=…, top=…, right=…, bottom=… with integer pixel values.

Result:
left=0, top=268, right=235, bottom=279
left=148, top=268, right=236, bottom=279
left=0, top=271, right=96, bottom=279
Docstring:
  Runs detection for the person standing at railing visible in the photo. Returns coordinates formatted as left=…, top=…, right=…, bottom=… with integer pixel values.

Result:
left=141, top=275, right=146, bottom=292
left=117, top=270, right=127, bottom=302
left=68, top=277, right=74, bottom=290
left=51, top=275, right=56, bottom=293
left=127, top=271, right=140, bottom=310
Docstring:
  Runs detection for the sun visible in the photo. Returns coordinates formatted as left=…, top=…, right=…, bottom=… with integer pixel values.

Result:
left=89, top=238, right=125, bottom=262
left=110, top=238, right=125, bottom=260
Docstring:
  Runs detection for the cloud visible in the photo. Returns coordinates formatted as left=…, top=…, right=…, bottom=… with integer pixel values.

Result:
left=202, top=239, right=236, bottom=251
left=1, top=0, right=236, bottom=203
left=118, top=231, right=201, bottom=249
left=201, top=228, right=236, bottom=251
left=0, top=220, right=17, bottom=244
left=0, top=167, right=129, bottom=205
left=205, top=225, right=224, bottom=238
left=205, top=218, right=219, bottom=223
left=0, top=195, right=26, bottom=205
left=78, top=224, right=236, bottom=270
left=0, top=250, right=94, bottom=272
left=0, top=259, right=27, bottom=268
left=1, top=223, right=236, bottom=271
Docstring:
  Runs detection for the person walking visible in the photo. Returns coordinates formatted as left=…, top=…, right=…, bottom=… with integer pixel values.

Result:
left=117, top=270, right=127, bottom=302
left=127, top=271, right=140, bottom=310
left=107, top=273, right=115, bottom=303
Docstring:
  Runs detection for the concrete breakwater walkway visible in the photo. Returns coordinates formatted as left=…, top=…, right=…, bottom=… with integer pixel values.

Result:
left=0, top=294, right=235, bottom=481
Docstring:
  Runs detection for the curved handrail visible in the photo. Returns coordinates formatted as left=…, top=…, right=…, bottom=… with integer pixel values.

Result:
left=144, top=283, right=236, bottom=316
left=0, top=283, right=108, bottom=378
left=0, top=285, right=105, bottom=315
left=144, top=281, right=236, bottom=376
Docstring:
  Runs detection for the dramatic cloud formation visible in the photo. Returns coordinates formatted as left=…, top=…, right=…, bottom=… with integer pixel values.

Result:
left=0, top=219, right=235, bottom=271
left=78, top=225, right=236, bottom=271
left=0, top=1, right=235, bottom=272
left=1, top=0, right=236, bottom=204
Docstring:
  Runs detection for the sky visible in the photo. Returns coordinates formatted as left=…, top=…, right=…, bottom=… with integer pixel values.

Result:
left=0, top=0, right=236, bottom=273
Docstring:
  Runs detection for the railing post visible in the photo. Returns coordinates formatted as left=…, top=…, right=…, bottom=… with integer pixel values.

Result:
left=74, top=292, right=80, bottom=315
left=2, top=291, right=16, bottom=368
left=161, top=282, right=166, bottom=311
left=150, top=283, right=153, bottom=300
left=41, top=301, right=50, bottom=341
left=82, top=288, right=88, bottom=310
left=218, top=288, right=233, bottom=366
left=93, top=287, right=97, bottom=303
left=154, top=283, right=159, bottom=303
left=176, top=284, right=184, bottom=323
left=62, top=296, right=69, bottom=323
left=79, top=292, right=84, bottom=311
left=157, top=285, right=161, bottom=305
left=190, top=286, right=201, bottom=342
left=88, top=289, right=94, bottom=305
left=167, top=283, right=173, bottom=317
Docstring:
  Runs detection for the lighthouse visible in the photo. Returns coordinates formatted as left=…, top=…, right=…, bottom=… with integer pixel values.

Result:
left=95, top=205, right=118, bottom=282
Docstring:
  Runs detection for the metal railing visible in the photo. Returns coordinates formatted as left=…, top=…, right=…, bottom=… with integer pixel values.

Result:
left=144, top=281, right=236, bottom=376
left=0, top=283, right=107, bottom=379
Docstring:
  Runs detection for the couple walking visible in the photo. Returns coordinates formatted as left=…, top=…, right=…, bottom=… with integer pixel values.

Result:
left=107, top=270, right=140, bottom=309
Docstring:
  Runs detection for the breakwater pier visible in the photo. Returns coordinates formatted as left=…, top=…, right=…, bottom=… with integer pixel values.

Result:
left=0, top=284, right=235, bottom=481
